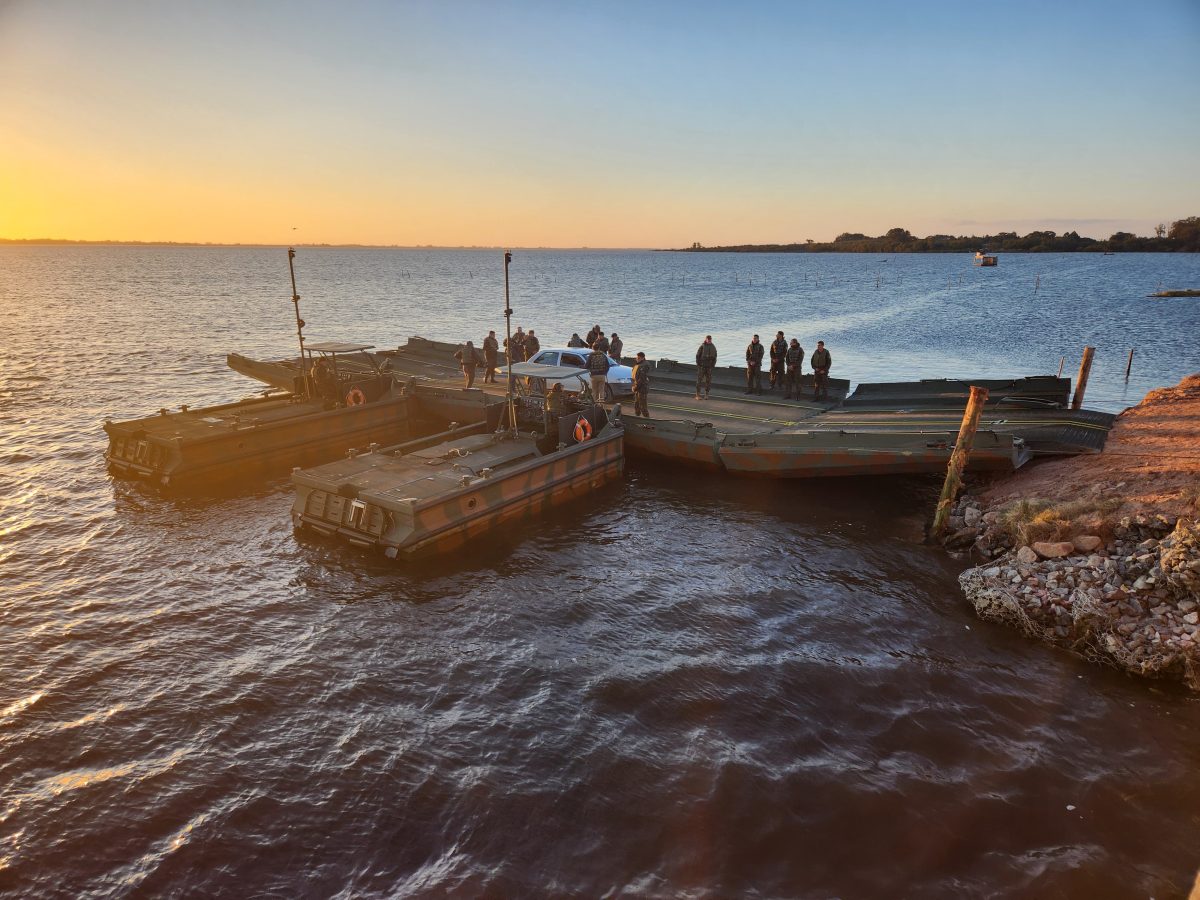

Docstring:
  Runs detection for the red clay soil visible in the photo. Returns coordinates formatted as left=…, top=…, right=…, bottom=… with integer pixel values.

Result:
left=980, top=373, right=1200, bottom=521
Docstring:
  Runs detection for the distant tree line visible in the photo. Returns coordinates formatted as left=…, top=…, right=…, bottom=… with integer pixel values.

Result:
left=681, top=217, right=1200, bottom=253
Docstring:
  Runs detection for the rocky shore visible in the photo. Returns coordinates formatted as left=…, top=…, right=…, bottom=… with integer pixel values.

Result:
left=945, top=374, right=1200, bottom=691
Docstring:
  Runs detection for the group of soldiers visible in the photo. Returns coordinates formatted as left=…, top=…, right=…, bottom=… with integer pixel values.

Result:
left=452, top=326, right=833, bottom=422
left=740, top=332, right=832, bottom=401
left=693, top=333, right=832, bottom=401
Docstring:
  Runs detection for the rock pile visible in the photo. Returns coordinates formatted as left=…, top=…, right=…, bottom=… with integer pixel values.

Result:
left=958, top=515, right=1200, bottom=690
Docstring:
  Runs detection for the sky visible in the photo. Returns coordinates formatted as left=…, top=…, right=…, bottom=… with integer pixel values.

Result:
left=1, top=0, right=1198, bottom=247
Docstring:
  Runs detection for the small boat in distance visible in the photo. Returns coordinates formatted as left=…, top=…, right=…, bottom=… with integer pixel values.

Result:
left=974, top=250, right=998, bottom=267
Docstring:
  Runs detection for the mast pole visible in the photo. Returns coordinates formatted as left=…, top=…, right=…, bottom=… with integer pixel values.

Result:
left=288, top=247, right=310, bottom=397
left=503, top=250, right=517, bottom=435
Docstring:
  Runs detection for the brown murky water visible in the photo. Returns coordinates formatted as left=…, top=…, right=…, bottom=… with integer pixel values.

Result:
left=2, top=246, right=1199, bottom=897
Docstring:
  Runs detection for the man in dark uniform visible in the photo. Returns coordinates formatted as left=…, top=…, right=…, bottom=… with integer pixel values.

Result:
left=587, top=344, right=611, bottom=401
left=311, top=356, right=338, bottom=402
left=768, top=331, right=788, bottom=391
left=608, top=332, right=623, bottom=361
left=784, top=337, right=805, bottom=400
left=525, top=329, right=541, bottom=359
left=593, top=331, right=610, bottom=354
left=745, top=334, right=765, bottom=394
left=811, top=340, right=832, bottom=401
left=506, top=326, right=525, bottom=364
left=632, top=351, right=650, bottom=417
left=544, top=381, right=566, bottom=436
left=568, top=332, right=586, bottom=348
left=482, top=330, right=499, bottom=383
left=586, top=325, right=601, bottom=347
left=694, top=335, right=717, bottom=399
left=453, top=341, right=482, bottom=388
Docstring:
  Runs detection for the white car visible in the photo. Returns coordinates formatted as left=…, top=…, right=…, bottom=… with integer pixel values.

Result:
left=525, top=348, right=634, bottom=399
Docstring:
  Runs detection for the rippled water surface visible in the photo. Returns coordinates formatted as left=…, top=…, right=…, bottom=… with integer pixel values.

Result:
left=2, top=247, right=1200, bottom=897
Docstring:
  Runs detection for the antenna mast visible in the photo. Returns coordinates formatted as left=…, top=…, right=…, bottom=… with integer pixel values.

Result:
left=287, top=247, right=309, bottom=396
left=503, top=250, right=517, bottom=435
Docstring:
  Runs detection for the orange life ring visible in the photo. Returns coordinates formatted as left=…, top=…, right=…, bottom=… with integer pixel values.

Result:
left=573, top=417, right=593, bottom=442
left=346, top=387, right=366, bottom=406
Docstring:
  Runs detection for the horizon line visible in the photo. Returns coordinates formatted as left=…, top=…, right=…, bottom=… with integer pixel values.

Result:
left=0, top=238, right=653, bottom=251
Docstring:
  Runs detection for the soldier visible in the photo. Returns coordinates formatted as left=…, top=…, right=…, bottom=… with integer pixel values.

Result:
left=567, top=332, right=586, bottom=348
left=745, top=334, right=765, bottom=394
left=632, top=351, right=650, bottom=417
left=784, top=338, right=805, bottom=399
left=811, top=340, right=832, bottom=401
left=608, top=332, right=623, bottom=361
left=311, top=356, right=338, bottom=402
left=525, top=329, right=541, bottom=359
left=482, top=330, right=499, bottom=383
left=586, top=325, right=601, bottom=347
left=768, top=330, right=788, bottom=390
left=587, top=344, right=611, bottom=401
left=544, top=381, right=566, bottom=436
left=593, top=331, right=610, bottom=354
left=453, top=340, right=482, bottom=388
left=694, top=335, right=717, bottom=399
left=505, top=326, right=526, bottom=364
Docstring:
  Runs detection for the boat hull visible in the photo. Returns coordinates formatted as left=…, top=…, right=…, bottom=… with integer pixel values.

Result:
left=103, top=386, right=500, bottom=489
left=717, top=430, right=1028, bottom=477
left=292, top=427, right=624, bottom=559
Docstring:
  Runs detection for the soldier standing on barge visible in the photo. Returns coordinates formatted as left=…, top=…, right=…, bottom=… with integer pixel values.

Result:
left=768, top=331, right=788, bottom=391
left=482, top=331, right=499, bottom=383
left=587, top=345, right=611, bottom=401
left=784, top=338, right=805, bottom=400
left=695, top=335, right=717, bottom=399
left=609, top=332, right=623, bottom=361
left=745, top=334, right=765, bottom=394
left=632, top=351, right=650, bottom=417
left=453, top=341, right=482, bottom=388
left=811, top=340, right=832, bottom=401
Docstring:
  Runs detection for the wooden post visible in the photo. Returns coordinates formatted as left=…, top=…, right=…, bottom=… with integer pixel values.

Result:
left=1125, top=348, right=1134, bottom=379
left=1056, top=356, right=1065, bottom=378
left=1072, top=346, right=1095, bottom=409
left=931, top=386, right=990, bottom=541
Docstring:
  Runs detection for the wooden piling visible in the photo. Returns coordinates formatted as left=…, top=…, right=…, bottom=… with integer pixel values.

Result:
left=1125, top=348, right=1134, bottom=379
left=931, top=386, right=989, bottom=542
left=1072, top=346, right=1095, bottom=409
left=1057, top=356, right=1065, bottom=378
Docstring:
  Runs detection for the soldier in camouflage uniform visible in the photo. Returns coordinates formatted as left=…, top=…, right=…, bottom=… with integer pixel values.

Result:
left=784, top=338, right=805, bottom=399
left=811, top=340, right=832, bottom=401
left=632, top=351, right=651, bottom=417
left=745, top=334, right=765, bottom=394
left=482, top=330, right=499, bottom=383
left=694, top=335, right=717, bottom=399
left=543, top=382, right=566, bottom=436
left=768, top=331, right=787, bottom=390
left=587, top=345, right=611, bottom=401
left=524, top=329, right=541, bottom=359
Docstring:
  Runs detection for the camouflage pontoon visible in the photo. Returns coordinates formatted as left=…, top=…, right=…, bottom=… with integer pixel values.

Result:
left=291, top=388, right=624, bottom=559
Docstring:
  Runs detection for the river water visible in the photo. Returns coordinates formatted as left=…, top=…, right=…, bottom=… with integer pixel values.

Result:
left=2, top=247, right=1199, bottom=897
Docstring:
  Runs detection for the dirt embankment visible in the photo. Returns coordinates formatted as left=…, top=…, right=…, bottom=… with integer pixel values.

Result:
left=952, top=374, right=1200, bottom=690
left=980, top=373, right=1200, bottom=523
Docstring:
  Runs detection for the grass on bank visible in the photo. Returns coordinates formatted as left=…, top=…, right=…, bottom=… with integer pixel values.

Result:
left=996, top=497, right=1124, bottom=547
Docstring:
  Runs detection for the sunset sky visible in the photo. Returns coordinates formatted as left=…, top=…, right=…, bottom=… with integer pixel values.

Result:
left=1, top=0, right=1197, bottom=248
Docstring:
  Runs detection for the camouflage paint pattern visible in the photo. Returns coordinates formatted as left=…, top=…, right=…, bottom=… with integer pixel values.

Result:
left=718, top=429, right=1027, bottom=477
left=292, top=426, right=624, bottom=559
left=104, top=386, right=501, bottom=489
